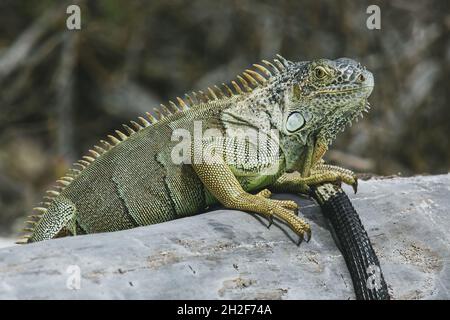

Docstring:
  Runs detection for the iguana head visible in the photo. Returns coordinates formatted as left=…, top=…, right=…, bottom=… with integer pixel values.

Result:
left=279, top=57, right=373, bottom=145
left=219, top=56, right=373, bottom=174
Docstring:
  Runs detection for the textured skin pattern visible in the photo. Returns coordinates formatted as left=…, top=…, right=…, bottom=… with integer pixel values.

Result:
left=20, top=55, right=374, bottom=244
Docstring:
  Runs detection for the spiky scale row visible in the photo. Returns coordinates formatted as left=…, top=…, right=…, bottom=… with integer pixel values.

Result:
left=82, top=156, right=95, bottom=163
left=94, top=145, right=106, bottom=154
left=253, top=64, right=272, bottom=77
left=198, top=90, right=208, bottom=102
left=246, top=69, right=266, bottom=84
left=18, top=55, right=289, bottom=244
left=114, top=130, right=126, bottom=141
left=68, top=168, right=81, bottom=174
left=231, top=81, right=243, bottom=94
left=222, top=83, right=233, bottom=97
left=56, top=179, right=70, bottom=187
left=46, top=190, right=60, bottom=197
left=160, top=104, right=171, bottom=116
left=33, top=207, right=48, bottom=214
left=144, top=112, right=156, bottom=124
left=17, top=206, right=47, bottom=242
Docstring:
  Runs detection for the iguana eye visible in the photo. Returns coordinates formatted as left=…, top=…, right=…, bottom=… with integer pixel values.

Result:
left=286, top=112, right=305, bottom=133
left=314, top=66, right=327, bottom=79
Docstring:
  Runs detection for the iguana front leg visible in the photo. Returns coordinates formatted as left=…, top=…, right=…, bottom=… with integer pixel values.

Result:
left=192, top=158, right=311, bottom=243
left=272, top=139, right=358, bottom=194
left=308, top=138, right=358, bottom=192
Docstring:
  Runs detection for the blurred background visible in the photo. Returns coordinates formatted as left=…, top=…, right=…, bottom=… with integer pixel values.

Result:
left=0, top=0, right=449, bottom=238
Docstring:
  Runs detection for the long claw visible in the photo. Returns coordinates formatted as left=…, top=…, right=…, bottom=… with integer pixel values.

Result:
left=352, top=178, right=358, bottom=194
left=297, top=234, right=304, bottom=246
left=267, top=216, right=273, bottom=229
left=303, top=185, right=311, bottom=195
left=305, top=229, right=312, bottom=242
left=335, top=177, right=342, bottom=187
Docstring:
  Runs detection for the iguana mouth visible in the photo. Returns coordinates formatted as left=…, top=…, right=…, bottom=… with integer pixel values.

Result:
left=315, top=86, right=374, bottom=95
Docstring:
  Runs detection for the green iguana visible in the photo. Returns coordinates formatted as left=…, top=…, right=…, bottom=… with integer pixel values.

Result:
left=18, top=55, right=373, bottom=244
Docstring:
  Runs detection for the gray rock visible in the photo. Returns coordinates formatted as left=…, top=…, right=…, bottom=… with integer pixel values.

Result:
left=0, top=238, right=15, bottom=249
left=0, top=174, right=449, bottom=300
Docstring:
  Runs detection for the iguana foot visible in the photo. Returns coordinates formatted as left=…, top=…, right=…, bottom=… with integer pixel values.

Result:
left=271, top=164, right=357, bottom=198
left=256, top=189, right=299, bottom=211
left=253, top=189, right=309, bottom=242
left=309, top=164, right=358, bottom=193
left=226, top=192, right=311, bottom=241
left=192, top=161, right=310, bottom=244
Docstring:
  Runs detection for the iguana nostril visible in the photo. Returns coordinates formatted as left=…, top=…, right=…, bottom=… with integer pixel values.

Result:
left=358, top=74, right=365, bottom=82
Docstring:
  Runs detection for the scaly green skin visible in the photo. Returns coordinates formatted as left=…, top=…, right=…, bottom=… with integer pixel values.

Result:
left=19, top=55, right=373, bottom=244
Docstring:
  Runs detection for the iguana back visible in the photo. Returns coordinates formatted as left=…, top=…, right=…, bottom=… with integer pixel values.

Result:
left=25, top=100, right=232, bottom=242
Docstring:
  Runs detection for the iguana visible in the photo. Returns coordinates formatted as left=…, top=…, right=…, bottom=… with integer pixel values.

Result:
left=18, top=55, right=373, bottom=244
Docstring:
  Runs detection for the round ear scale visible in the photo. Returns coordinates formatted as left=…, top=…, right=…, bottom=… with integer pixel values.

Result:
left=286, top=112, right=305, bottom=133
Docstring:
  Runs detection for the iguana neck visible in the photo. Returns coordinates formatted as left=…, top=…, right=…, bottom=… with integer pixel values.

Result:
left=318, top=100, right=367, bottom=145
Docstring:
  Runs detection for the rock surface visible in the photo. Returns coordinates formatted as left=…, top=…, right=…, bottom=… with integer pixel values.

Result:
left=0, top=238, right=14, bottom=249
left=0, top=174, right=449, bottom=300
